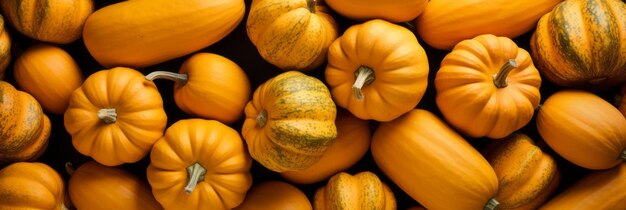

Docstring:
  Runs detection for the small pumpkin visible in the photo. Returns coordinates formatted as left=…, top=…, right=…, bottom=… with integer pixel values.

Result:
left=325, top=0, right=428, bottom=22
left=536, top=89, right=626, bottom=170
left=241, top=71, right=337, bottom=172
left=246, top=0, right=338, bottom=71
left=147, top=119, right=252, bottom=210
left=0, top=81, right=51, bottom=166
left=435, top=34, right=541, bottom=139
left=371, top=109, right=500, bottom=210
left=0, top=0, right=93, bottom=44
left=13, top=43, right=84, bottom=115
left=281, top=109, right=371, bottom=184
left=68, top=161, right=162, bottom=210
left=0, top=16, right=10, bottom=78
left=64, top=67, right=167, bottom=166
left=0, top=162, right=66, bottom=210
left=325, top=19, right=429, bottom=122
left=314, top=171, right=396, bottom=210
left=531, top=0, right=626, bottom=87
left=146, top=53, right=250, bottom=124
left=234, top=181, right=312, bottom=210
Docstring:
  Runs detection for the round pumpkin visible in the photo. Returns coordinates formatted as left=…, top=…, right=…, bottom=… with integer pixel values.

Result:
left=435, top=34, right=541, bottom=139
left=146, top=53, right=250, bottom=124
left=325, top=19, right=429, bottom=122
left=531, top=0, right=626, bottom=87
left=246, top=0, right=338, bottom=71
left=325, top=0, right=428, bottom=22
left=0, top=81, right=51, bottom=166
left=13, top=43, right=84, bottom=115
left=537, top=89, right=626, bottom=170
left=64, top=67, right=167, bottom=166
left=241, top=71, right=337, bottom=172
left=83, top=0, right=245, bottom=68
left=314, top=171, right=396, bottom=210
left=416, top=0, right=562, bottom=50
left=147, top=119, right=252, bottom=210
left=0, top=162, right=66, bottom=210
left=281, top=109, right=371, bottom=184
left=0, top=0, right=93, bottom=44
left=68, top=161, right=162, bottom=210
left=371, top=109, right=500, bottom=210
left=0, top=16, right=10, bottom=78
left=234, top=181, right=312, bottom=210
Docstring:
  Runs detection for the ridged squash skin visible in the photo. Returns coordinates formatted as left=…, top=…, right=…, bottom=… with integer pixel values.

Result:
left=83, top=0, right=245, bottom=68
left=234, top=181, right=312, bottom=210
left=0, top=16, right=10, bottom=78
left=314, top=172, right=396, bottom=210
left=0, top=162, right=66, bottom=210
left=325, top=0, right=428, bottom=22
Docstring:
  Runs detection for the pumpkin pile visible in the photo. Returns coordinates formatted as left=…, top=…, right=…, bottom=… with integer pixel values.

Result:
left=0, top=0, right=625, bottom=209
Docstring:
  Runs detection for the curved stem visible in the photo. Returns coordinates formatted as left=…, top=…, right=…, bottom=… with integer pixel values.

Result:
left=307, top=0, right=317, bottom=13
left=483, top=198, right=500, bottom=210
left=98, top=108, right=117, bottom=124
left=352, top=66, right=375, bottom=101
left=621, top=149, right=626, bottom=161
left=256, top=110, right=268, bottom=128
left=184, top=162, right=207, bottom=195
left=65, top=162, right=74, bottom=176
left=493, top=59, right=518, bottom=88
left=145, top=71, right=189, bottom=85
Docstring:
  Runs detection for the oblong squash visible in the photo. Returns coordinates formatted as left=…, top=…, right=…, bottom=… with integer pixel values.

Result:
left=234, top=181, right=312, bottom=210
left=325, top=0, right=428, bottom=22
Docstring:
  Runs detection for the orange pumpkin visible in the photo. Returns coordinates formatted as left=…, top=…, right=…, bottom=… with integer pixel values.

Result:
left=314, top=171, right=396, bottom=210
left=0, top=15, right=10, bottom=78
left=234, top=181, right=312, bottom=210
left=537, top=89, right=626, bottom=169
left=325, top=19, right=429, bottom=122
left=325, top=0, right=428, bottom=22
left=0, top=162, right=66, bottom=210
left=64, top=67, right=167, bottom=166
left=435, top=34, right=541, bottom=139
left=146, top=53, right=250, bottom=124
left=147, top=119, right=252, bottom=210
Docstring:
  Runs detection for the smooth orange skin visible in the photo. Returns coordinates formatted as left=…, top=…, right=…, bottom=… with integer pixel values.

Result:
left=0, top=17, right=10, bottom=77
left=234, top=181, right=312, bottom=210
left=325, top=0, right=428, bottom=22
left=314, top=172, right=396, bottom=210
left=0, top=162, right=65, bottom=210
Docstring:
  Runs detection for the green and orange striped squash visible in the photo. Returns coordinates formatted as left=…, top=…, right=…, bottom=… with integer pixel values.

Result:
left=325, top=0, right=428, bottom=22
left=0, top=162, right=66, bottom=210
left=234, top=181, right=312, bottom=210
left=531, top=0, right=626, bottom=87
left=0, top=15, right=9, bottom=78
left=241, top=71, right=337, bottom=172
left=314, top=171, right=396, bottom=210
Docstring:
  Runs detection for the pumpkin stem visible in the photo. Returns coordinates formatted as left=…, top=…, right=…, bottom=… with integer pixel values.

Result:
left=493, top=59, right=518, bottom=88
left=65, top=162, right=75, bottom=176
left=352, top=66, right=375, bottom=101
left=98, top=108, right=117, bottom=124
left=256, top=110, right=268, bottom=128
left=621, top=149, right=626, bottom=161
left=145, top=71, right=189, bottom=85
left=483, top=198, right=500, bottom=210
left=307, top=0, right=317, bottom=13
left=184, top=162, right=207, bottom=195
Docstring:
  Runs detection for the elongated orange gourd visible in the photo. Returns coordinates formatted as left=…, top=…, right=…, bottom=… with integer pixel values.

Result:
left=234, top=181, right=312, bottom=210
left=0, top=162, right=66, bottom=210
left=325, top=0, right=428, bottom=22
left=314, top=171, right=396, bottom=210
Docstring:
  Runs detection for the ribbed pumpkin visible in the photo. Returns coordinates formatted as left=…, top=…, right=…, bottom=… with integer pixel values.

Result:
left=416, top=0, right=562, bottom=50
left=146, top=53, right=250, bottom=124
left=68, top=161, right=162, bottom=210
left=234, top=181, right=312, bottom=210
left=537, top=89, right=626, bottom=169
left=0, top=16, right=10, bottom=78
left=64, top=67, right=167, bottom=166
left=540, top=163, right=626, bottom=209
left=147, top=119, right=252, bottom=210
left=0, top=0, right=93, bottom=44
left=281, top=109, right=371, bottom=184
left=83, top=0, right=245, bottom=68
left=325, top=19, right=429, bottom=122
left=435, top=34, right=541, bottom=139
left=247, top=0, right=338, bottom=71
left=325, top=0, right=428, bottom=22
left=531, top=0, right=626, bottom=87
left=241, top=71, right=337, bottom=172
left=314, top=171, right=396, bottom=210
left=0, top=81, right=51, bottom=166
left=371, top=109, right=500, bottom=210
left=13, top=44, right=84, bottom=115
left=0, top=162, right=66, bottom=210
left=483, top=133, right=560, bottom=210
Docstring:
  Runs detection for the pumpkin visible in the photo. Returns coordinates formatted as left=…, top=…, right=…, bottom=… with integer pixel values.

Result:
left=325, top=0, right=428, bottom=22
left=241, top=71, right=337, bottom=172
left=13, top=43, right=84, bottom=115
left=0, top=162, right=66, bottom=210
left=68, top=161, right=162, bottom=210
left=371, top=109, right=500, bottom=210
left=531, top=0, right=626, bottom=87
left=234, top=181, right=312, bottom=210
left=0, top=81, right=51, bottom=166
left=540, top=163, right=626, bottom=209
left=415, top=0, right=562, bottom=50
left=0, top=0, right=93, bottom=44
left=483, top=133, right=560, bottom=210
left=145, top=53, right=250, bottom=124
left=325, top=19, right=429, bottom=122
left=314, top=171, right=396, bottom=210
left=246, top=0, right=338, bottom=71
left=64, top=67, right=167, bottom=166
left=434, top=34, right=541, bottom=139
left=147, top=119, right=252, bottom=210
left=536, top=89, right=626, bottom=169
left=281, top=109, right=371, bottom=184
left=0, top=16, right=10, bottom=78
left=83, top=0, right=244, bottom=68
